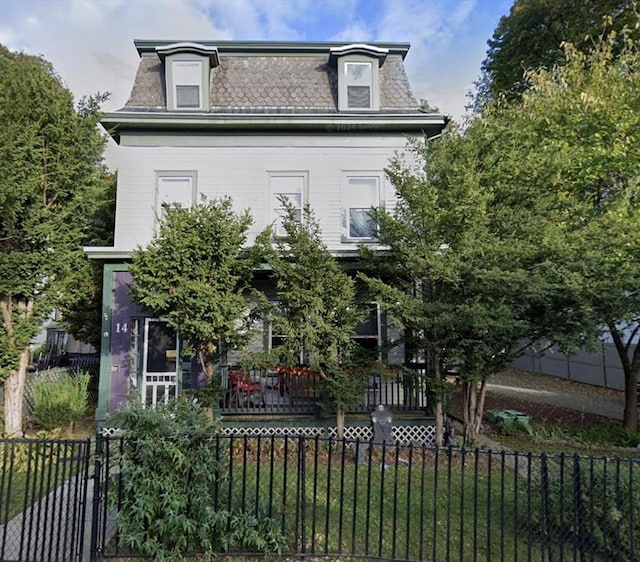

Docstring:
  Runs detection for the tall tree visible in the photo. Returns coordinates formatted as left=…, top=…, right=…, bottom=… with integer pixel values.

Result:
left=369, top=23, right=640, bottom=437
left=258, top=199, right=365, bottom=438
left=478, top=0, right=638, bottom=105
left=0, top=45, right=108, bottom=436
left=489, top=35, right=640, bottom=430
left=59, top=170, right=116, bottom=350
left=429, top=29, right=640, bottom=433
left=361, top=128, right=577, bottom=444
left=129, top=196, right=259, bottom=416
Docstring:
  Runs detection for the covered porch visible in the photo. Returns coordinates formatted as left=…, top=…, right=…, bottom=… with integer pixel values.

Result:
left=218, top=365, right=433, bottom=417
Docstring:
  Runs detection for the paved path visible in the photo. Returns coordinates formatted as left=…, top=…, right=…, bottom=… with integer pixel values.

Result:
left=0, top=477, right=89, bottom=562
left=486, top=369, right=626, bottom=421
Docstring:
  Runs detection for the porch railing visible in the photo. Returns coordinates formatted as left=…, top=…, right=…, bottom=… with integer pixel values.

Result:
left=219, top=366, right=432, bottom=416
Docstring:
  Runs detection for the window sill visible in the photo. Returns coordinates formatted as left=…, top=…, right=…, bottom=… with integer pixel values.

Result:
left=341, top=236, right=378, bottom=244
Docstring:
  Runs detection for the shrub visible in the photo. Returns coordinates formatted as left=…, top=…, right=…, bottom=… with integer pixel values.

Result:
left=569, top=424, right=640, bottom=448
left=113, top=398, right=286, bottom=561
left=32, top=371, right=89, bottom=431
left=529, top=456, right=640, bottom=561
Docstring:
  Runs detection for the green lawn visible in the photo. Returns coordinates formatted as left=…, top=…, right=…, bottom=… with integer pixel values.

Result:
left=216, top=439, right=592, bottom=562
left=0, top=439, right=89, bottom=525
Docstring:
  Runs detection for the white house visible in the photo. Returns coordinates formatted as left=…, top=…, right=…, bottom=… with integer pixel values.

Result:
left=87, top=39, right=446, bottom=435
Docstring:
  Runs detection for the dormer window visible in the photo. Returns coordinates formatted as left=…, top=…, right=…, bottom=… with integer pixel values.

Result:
left=173, top=60, right=202, bottom=108
left=345, top=62, right=372, bottom=109
left=156, top=42, right=219, bottom=112
left=330, top=44, right=388, bottom=112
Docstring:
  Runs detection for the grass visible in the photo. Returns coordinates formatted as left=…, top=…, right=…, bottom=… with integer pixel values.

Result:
left=0, top=438, right=90, bottom=525
left=206, top=439, right=588, bottom=562
left=0, top=404, right=98, bottom=525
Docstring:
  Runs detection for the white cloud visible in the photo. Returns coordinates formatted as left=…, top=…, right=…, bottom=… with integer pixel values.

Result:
left=1, top=0, right=229, bottom=111
left=68, top=0, right=106, bottom=26
left=360, top=0, right=511, bottom=121
left=0, top=0, right=510, bottom=124
left=0, top=26, right=17, bottom=46
left=330, top=21, right=373, bottom=43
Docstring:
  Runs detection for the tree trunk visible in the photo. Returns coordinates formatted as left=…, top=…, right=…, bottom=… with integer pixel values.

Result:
left=461, top=380, right=476, bottom=445
left=336, top=407, right=345, bottom=440
left=4, top=346, right=29, bottom=437
left=623, top=366, right=638, bottom=431
left=608, top=324, right=639, bottom=431
left=198, top=349, right=217, bottom=420
left=473, top=379, right=488, bottom=436
left=624, top=336, right=640, bottom=431
left=461, top=378, right=487, bottom=445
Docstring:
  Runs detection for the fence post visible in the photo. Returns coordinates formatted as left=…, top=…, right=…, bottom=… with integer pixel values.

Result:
left=573, top=454, right=587, bottom=562
left=540, top=454, right=552, bottom=561
left=89, top=434, right=104, bottom=562
left=297, top=434, right=306, bottom=555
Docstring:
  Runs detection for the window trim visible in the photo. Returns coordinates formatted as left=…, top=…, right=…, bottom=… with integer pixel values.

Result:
left=267, top=171, right=309, bottom=238
left=154, top=171, right=198, bottom=230
left=336, top=55, right=380, bottom=112
left=341, top=172, right=383, bottom=242
left=164, top=53, right=210, bottom=111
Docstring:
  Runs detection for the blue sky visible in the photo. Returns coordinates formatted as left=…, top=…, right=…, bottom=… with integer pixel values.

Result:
left=0, top=0, right=513, bottom=121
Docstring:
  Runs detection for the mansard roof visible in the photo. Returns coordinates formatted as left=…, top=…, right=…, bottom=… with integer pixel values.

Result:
left=124, top=40, right=419, bottom=112
left=102, top=40, right=447, bottom=140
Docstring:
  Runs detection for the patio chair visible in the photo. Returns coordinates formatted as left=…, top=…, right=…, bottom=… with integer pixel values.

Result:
left=228, top=369, right=264, bottom=407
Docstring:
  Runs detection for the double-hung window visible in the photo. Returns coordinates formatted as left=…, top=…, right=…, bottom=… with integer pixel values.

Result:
left=345, top=62, right=373, bottom=109
left=269, top=172, right=307, bottom=237
left=342, top=174, right=380, bottom=240
left=155, top=172, right=197, bottom=227
left=173, top=60, right=202, bottom=109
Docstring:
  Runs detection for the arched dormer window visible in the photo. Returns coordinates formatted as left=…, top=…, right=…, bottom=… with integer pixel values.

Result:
left=329, top=44, right=388, bottom=112
left=156, top=42, right=220, bottom=111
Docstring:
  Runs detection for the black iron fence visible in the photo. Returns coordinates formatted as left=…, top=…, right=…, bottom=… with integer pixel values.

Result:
left=1, top=433, right=637, bottom=562
left=0, top=437, right=91, bottom=562
left=92, top=434, right=640, bottom=562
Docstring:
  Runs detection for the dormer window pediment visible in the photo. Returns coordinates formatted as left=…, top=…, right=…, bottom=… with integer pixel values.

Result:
left=156, top=42, right=220, bottom=66
left=330, top=44, right=387, bottom=112
left=156, top=42, right=219, bottom=112
left=329, top=43, right=388, bottom=66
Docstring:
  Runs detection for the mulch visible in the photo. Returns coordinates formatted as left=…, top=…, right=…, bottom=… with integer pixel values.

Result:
left=449, top=391, right=615, bottom=430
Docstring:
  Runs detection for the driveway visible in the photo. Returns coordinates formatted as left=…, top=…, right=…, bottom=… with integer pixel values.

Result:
left=486, top=368, right=626, bottom=421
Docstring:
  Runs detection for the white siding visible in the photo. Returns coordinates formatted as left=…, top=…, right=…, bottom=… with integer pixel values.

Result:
left=113, top=133, right=414, bottom=252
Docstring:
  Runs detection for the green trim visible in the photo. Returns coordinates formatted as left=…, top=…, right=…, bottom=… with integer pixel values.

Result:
left=135, top=39, right=411, bottom=59
left=101, top=112, right=446, bottom=143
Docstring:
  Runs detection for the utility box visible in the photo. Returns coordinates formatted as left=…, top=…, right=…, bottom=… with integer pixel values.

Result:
left=487, top=409, right=530, bottom=428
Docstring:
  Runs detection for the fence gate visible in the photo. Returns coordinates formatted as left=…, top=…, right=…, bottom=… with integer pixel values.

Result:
left=0, top=438, right=92, bottom=562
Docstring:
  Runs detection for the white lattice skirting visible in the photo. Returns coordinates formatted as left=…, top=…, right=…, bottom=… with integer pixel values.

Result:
left=216, top=424, right=437, bottom=445
left=99, top=424, right=436, bottom=445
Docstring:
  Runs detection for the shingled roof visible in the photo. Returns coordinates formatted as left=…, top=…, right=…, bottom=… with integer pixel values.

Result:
left=123, top=40, right=421, bottom=114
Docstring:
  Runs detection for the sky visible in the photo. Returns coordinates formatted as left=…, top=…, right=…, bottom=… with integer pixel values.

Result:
left=0, top=0, right=513, bottom=158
